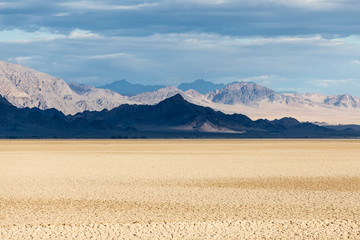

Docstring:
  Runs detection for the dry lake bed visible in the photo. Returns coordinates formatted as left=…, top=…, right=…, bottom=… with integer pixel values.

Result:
left=1, top=140, right=360, bottom=239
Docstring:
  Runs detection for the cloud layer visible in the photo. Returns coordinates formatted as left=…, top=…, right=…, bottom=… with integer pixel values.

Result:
left=1, top=0, right=360, bottom=95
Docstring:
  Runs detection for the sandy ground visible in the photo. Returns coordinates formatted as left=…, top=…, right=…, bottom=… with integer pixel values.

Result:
left=210, top=102, right=360, bottom=125
left=1, top=140, right=360, bottom=239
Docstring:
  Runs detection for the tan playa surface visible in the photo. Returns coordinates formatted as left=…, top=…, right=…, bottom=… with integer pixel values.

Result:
left=1, top=139, right=360, bottom=239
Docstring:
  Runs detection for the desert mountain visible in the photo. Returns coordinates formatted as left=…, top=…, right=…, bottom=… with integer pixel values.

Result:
left=0, top=94, right=67, bottom=135
left=68, top=82, right=132, bottom=111
left=1, top=92, right=359, bottom=138
left=119, top=82, right=360, bottom=124
left=203, top=83, right=360, bottom=124
left=83, top=93, right=336, bottom=136
left=129, top=86, right=184, bottom=105
left=277, top=92, right=360, bottom=108
left=72, top=94, right=254, bottom=133
left=0, top=61, right=132, bottom=115
left=206, top=81, right=281, bottom=105
left=63, top=94, right=336, bottom=136
left=128, top=86, right=211, bottom=107
left=2, top=61, right=360, bottom=124
left=178, top=79, right=226, bottom=94
left=205, top=82, right=360, bottom=109
left=98, top=78, right=224, bottom=96
left=323, top=94, right=360, bottom=108
left=114, top=80, right=360, bottom=117
left=97, top=79, right=165, bottom=96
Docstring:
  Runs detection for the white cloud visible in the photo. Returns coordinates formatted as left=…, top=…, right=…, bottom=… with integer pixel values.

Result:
left=0, top=29, right=62, bottom=43
left=0, top=3, right=8, bottom=8
left=87, top=53, right=130, bottom=59
left=54, top=13, right=71, bottom=17
left=268, top=0, right=345, bottom=10
left=0, top=2, right=18, bottom=9
left=169, top=0, right=229, bottom=5
left=148, top=33, right=347, bottom=48
left=82, top=52, right=157, bottom=71
left=312, top=79, right=355, bottom=88
left=350, top=60, right=360, bottom=65
left=167, top=0, right=349, bottom=9
left=68, top=29, right=100, bottom=39
left=333, top=35, right=360, bottom=46
left=236, top=35, right=325, bottom=46
left=12, top=56, right=34, bottom=62
left=0, top=29, right=100, bottom=43
left=242, top=75, right=270, bottom=82
left=60, top=1, right=159, bottom=10
left=7, top=55, right=41, bottom=64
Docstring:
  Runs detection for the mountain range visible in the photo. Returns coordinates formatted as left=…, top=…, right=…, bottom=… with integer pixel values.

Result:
left=178, top=79, right=226, bottom=94
left=96, top=79, right=225, bottom=96
left=0, top=61, right=134, bottom=115
left=1, top=61, right=360, bottom=125
left=97, top=79, right=166, bottom=96
left=2, top=92, right=353, bottom=139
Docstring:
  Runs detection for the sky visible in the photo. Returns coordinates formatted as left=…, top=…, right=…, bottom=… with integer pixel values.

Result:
left=1, top=0, right=360, bottom=96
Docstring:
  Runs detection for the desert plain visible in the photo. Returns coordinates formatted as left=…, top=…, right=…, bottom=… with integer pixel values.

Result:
left=0, top=139, right=360, bottom=239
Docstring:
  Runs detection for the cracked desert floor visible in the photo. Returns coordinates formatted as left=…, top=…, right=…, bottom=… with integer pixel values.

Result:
left=1, top=140, right=360, bottom=239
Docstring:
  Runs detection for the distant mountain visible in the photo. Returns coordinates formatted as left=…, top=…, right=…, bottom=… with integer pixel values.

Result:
left=73, top=94, right=251, bottom=132
left=0, top=93, right=131, bottom=138
left=324, top=94, right=360, bottom=108
left=205, top=82, right=360, bottom=109
left=0, top=61, right=77, bottom=113
left=0, top=61, right=132, bottom=114
left=204, top=82, right=360, bottom=124
left=71, top=94, right=336, bottom=136
left=2, top=61, right=360, bottom=125
left=0, top=94, right=68, bottom=136
left=129, top=86, right=183, bottom=104
left=97, top=79, right=166, bottom=96
left=206, top=81, right=281, bottom=105
left=68, top=82, right=131, bottom=111
left=129, top=86, right=210, bottom=106
left=278, top=92, right=360, bottom=108
left=1, top=94, right=347, bottom=138
left=178, top=79, right=226, bottom=94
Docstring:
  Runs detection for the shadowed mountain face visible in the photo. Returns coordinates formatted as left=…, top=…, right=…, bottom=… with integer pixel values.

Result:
left=0, top=94, right=343, bottom=138
left=72, top=94, right=254, bottom=131
left=71, top=94, right=334, bottom=135
left=0, top=95, right=68, bottom=132
left=97, top=79, right=166, bottom=96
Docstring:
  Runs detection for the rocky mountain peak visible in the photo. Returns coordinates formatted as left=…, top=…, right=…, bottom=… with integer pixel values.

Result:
left=156, top=93, right=187, bottom=106
left=207, top=81, right=280, bottom=105
left=324, top=94, right=360, bottom=108
left=129, top=86, right=185, bottom=105
left=0, top=61, right=131, bottom=114
left=0, top=61, right=73, bottom=96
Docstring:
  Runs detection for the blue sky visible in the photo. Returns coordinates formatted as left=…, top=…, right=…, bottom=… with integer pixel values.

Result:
left=1, top=0, right=360, bottom=95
